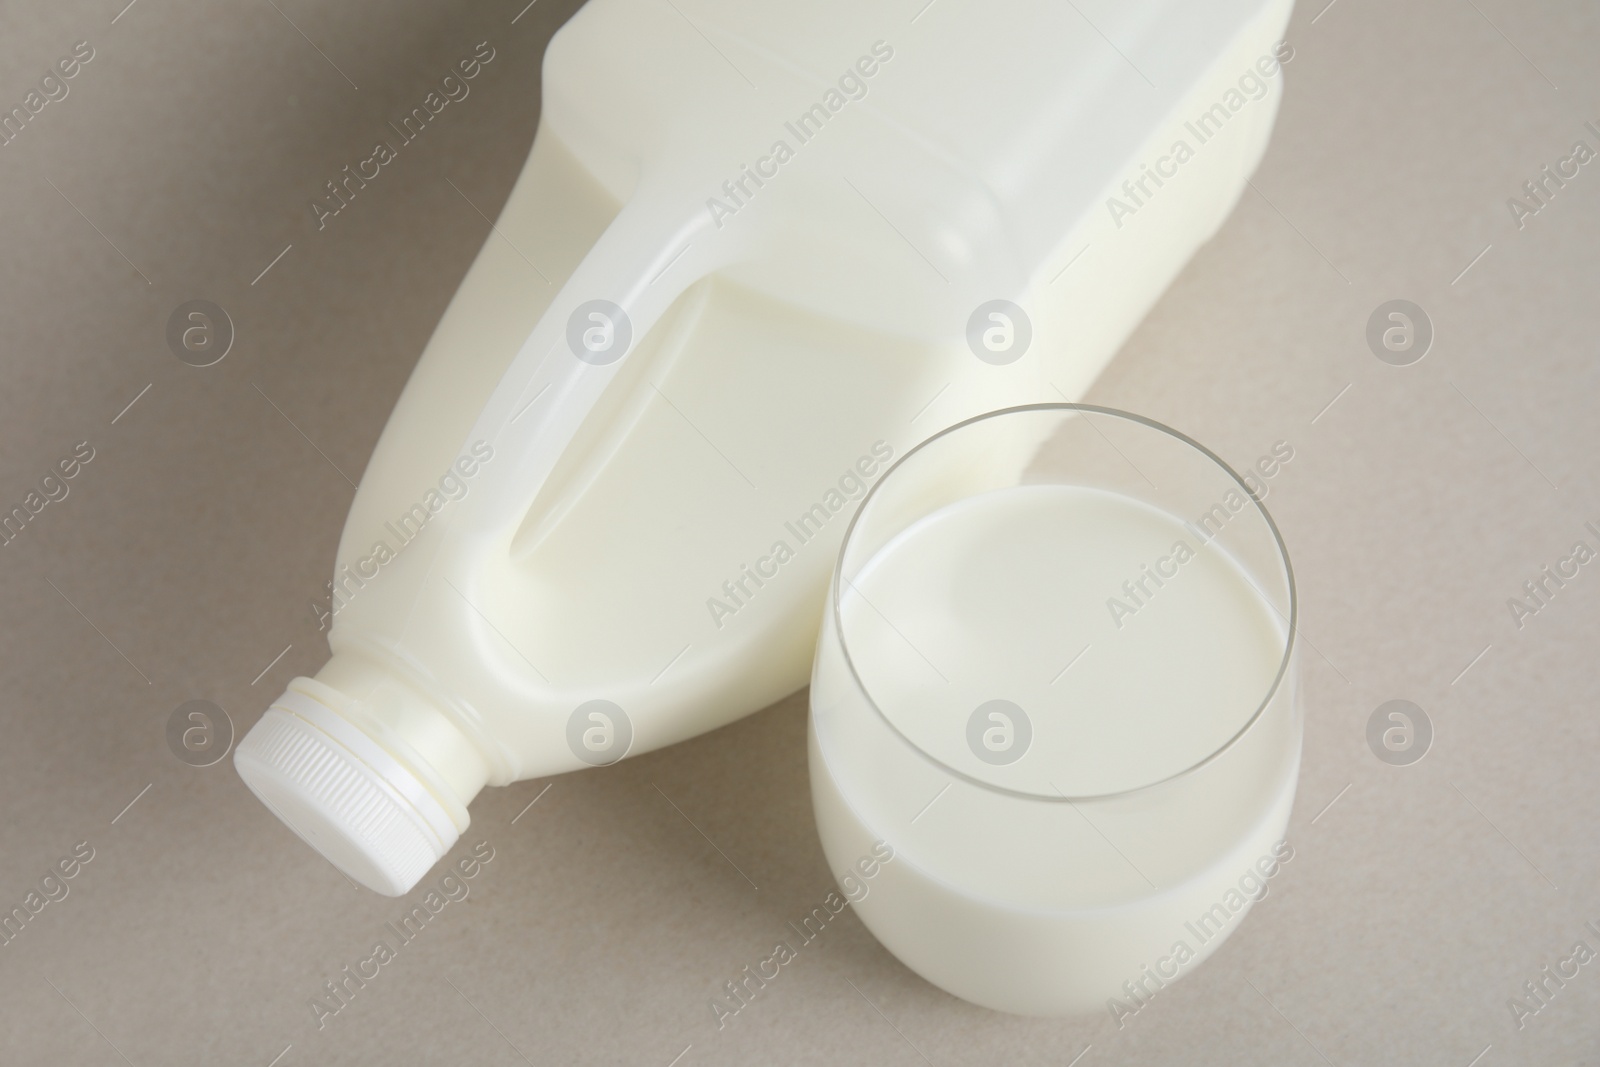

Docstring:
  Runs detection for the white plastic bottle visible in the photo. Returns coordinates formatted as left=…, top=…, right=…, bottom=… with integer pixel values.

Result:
left=235, top=0, right=1295, bottom=895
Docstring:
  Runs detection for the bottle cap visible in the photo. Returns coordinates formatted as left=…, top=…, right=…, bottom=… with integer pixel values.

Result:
left=234, top=688, right=458, bottom=896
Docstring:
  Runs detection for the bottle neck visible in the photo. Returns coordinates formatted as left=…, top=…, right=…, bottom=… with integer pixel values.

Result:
left=296, top=652, right=489, bottom=832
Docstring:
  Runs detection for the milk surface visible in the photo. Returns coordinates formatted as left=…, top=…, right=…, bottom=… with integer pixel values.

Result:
left=841, top=484, right=1283, bottom=798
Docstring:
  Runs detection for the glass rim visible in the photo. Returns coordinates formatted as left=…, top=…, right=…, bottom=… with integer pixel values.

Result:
left=828, top=402, right=1298, bottom=803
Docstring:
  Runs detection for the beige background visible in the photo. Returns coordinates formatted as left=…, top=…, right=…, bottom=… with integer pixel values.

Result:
left=2, top=0, right=1599, bottom=1063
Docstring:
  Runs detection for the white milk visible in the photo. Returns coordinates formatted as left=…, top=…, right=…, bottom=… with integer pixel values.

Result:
left=236, top=0, right=1297, bottom=896
left=811, top=484, right=1300, bottom=1015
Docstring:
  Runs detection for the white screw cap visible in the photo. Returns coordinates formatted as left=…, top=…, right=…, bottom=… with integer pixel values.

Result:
left=234, top=689, right=458, bottom=896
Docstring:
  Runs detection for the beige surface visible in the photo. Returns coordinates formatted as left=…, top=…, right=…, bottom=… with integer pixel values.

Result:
left=3, top=0, right=1599, bottom=1063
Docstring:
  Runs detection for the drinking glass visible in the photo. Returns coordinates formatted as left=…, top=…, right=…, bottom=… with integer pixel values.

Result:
left=808, top=404, right=1299, bottom=1015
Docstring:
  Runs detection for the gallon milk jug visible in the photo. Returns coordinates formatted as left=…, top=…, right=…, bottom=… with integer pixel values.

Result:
left=235, top=0, right=1295, bottom=894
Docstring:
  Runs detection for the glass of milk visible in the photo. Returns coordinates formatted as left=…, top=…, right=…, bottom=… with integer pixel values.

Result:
left=808, top=404, right=1299, bottom=1016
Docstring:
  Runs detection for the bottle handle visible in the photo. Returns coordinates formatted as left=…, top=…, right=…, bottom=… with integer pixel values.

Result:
left=446, top=177, right=738, bottom=546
